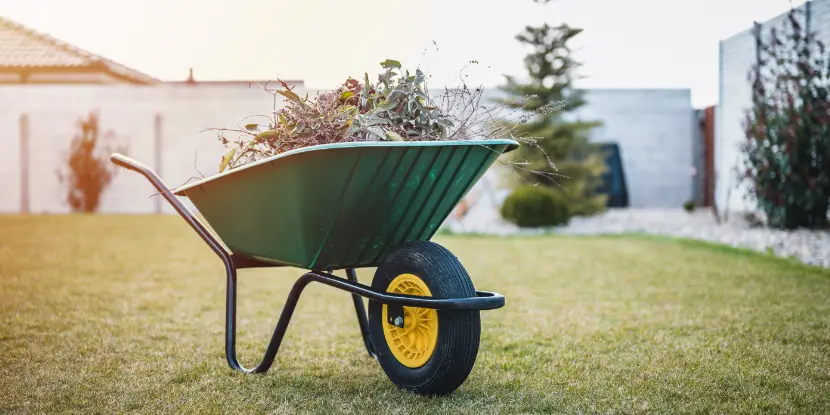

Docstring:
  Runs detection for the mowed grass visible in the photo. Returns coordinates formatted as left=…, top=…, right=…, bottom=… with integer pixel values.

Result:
left=1, top=215, right=829, bottom=414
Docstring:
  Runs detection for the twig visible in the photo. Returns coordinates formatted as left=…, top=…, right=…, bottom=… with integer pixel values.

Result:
left=193, top=151, right=204, bottom=178
left=200, top=127, right=256, bottom=136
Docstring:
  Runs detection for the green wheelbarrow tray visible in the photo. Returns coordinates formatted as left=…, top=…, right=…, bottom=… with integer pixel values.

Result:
left=110, top=138, right=517, bottom=396
left=172, top=139, right=518, bottom=270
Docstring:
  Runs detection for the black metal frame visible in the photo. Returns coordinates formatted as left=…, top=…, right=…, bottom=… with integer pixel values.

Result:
left=110, top=153, right=505, bottom=374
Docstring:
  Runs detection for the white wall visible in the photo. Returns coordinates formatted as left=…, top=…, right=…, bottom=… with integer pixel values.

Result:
left=0, top=108, right=20, bottom=213
left=576, top=89, right=696, bottom=208
left=442, top=87, right=698, bottom=209
left=716, top=0, right=830, bottom=212
left=0, top=84, right=305, bottom=214
left=445, top=86, right=699, bottom=231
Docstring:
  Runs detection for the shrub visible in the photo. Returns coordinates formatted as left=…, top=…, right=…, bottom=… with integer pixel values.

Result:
left=56, top=112, right=126, bottom=213
left=683, top=200, right=695, bottom=212
left=500, top=185, right=571, bottom=228
left=741, top=7, right=830, bottom=229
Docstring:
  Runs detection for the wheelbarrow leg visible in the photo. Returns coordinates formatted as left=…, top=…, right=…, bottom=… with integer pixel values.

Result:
left=224, top=260, right=287, bottom=374
left=223, top=259, right=319, bottom=374
left=345, top=268, right=376, bottom=358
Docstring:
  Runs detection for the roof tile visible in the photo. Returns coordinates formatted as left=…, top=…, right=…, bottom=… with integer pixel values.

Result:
left=0, top=16, right=158, bottom=84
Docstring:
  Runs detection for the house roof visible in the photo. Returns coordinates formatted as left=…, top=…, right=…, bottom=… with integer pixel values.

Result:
left=0, top=16, right=159, bottom=84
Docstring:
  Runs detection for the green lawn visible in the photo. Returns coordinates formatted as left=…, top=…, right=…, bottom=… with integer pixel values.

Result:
left=1, top=215, right=829, bottom=414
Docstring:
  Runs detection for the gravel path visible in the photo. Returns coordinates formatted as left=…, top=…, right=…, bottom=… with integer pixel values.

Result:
left=443, top=207, right=830, bottom=269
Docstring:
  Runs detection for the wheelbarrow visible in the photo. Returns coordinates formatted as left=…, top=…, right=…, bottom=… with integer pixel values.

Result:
left=111, top=138, right=518, bottom=395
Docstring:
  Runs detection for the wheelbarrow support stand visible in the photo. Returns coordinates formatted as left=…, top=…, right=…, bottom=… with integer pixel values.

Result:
left=111, top=153, right=504, bottom=374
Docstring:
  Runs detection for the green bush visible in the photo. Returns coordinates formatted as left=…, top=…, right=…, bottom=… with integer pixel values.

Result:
left=500, top=185, right=571, bottom=228
left=683, top=200, right=695, bottom=213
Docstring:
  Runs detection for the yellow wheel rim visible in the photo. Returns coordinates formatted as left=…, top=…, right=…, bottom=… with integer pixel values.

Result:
left=382, top=273, right=439, bottom=368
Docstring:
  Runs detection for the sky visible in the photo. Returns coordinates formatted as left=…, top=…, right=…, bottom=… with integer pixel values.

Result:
left=0, top=0, right=809, bottom=108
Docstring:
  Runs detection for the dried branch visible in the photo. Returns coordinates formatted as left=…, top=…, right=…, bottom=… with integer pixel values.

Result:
left=204, top=60, right=567, bottom=184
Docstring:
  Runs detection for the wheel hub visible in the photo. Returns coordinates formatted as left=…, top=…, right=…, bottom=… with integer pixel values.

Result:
left=382, top=273, right=439, bottom=368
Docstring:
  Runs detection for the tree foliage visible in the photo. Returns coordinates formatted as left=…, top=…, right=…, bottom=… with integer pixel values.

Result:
left=57, top=112, right=125, bottom=213
left=742, top=7, right=830, bottom=229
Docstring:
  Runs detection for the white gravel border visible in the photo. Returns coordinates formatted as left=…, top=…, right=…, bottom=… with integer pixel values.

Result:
left=443, top=208, right=830, bottom=269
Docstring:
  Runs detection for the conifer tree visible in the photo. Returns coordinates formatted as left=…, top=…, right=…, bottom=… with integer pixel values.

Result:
left=499, top=22, right=607, bottom=215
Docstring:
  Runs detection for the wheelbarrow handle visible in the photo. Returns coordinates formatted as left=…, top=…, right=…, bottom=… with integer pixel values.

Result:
left=110, top=152, right=233, bottom=263
left=111, top=152, right=150, bottom=174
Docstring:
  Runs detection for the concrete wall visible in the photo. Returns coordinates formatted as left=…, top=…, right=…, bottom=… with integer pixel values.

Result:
left=452, top=87, right=698, bottom=209
left=0, top=109, right=20, bottom=213
left=716, top=0, right=830, bottom=212
left=576, top=89, right=696, bottom=208
left=0, top=84, right=695, bottom=214
left=441, top=87, right=698, bottom=232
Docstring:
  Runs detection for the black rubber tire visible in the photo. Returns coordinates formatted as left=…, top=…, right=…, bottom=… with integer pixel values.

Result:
left=369, top=241, right=481, bottom=396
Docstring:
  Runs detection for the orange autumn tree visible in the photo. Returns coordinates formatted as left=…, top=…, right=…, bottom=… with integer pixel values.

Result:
left=57, top=112, right=127, bottom=212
